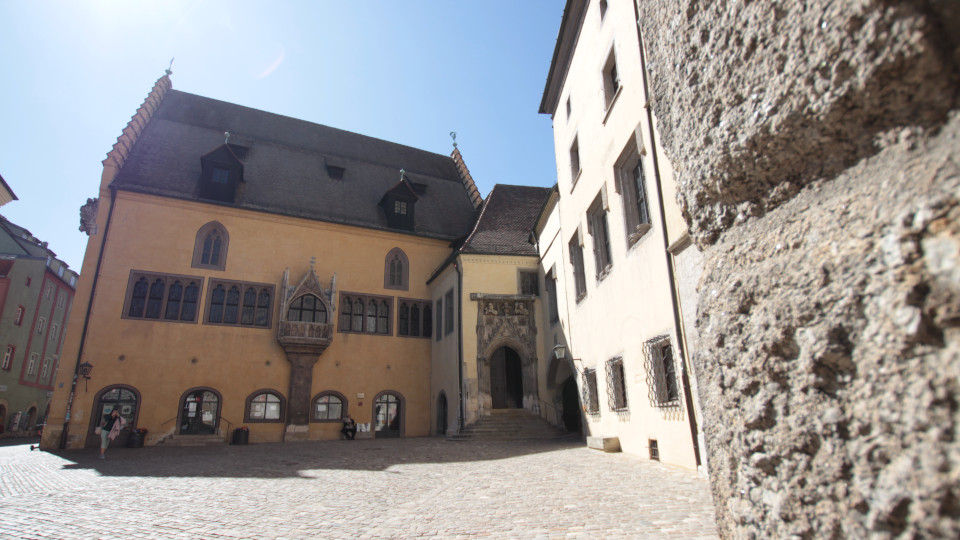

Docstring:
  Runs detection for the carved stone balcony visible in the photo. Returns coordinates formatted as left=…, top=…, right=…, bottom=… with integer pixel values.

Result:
left=277, top=320, right=334, bottom=355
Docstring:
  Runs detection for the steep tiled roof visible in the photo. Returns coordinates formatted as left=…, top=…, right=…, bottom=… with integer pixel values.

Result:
left=461, top=184, right=552, bottom=256
left=111, top=90, right=478, bottom=240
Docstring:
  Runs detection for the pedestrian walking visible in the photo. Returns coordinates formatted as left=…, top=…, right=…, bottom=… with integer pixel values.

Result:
left=97, top=409, right=125, bottom=459
left=341, top=416, right=357, bottom=440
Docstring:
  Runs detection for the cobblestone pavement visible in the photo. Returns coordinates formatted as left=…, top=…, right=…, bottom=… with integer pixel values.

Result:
left=0, top=438, right=718, bottom=539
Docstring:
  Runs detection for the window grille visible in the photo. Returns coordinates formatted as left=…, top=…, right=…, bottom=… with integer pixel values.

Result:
left=643, top=335, right=680, bottom=407
left=605, top=357, right=628, bottom=411
left=582, top=369, right=599, bottom=414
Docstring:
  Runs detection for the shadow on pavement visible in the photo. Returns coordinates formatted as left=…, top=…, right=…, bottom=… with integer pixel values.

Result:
left=53, top=437, right=585, bottom=479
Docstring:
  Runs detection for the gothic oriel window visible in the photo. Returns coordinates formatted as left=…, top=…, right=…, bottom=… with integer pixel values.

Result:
left=123, top=272, right=203, bottom=323
left=384, top=248, right=409, bottom=290
left=204, top=280, right=274, bottom=328
left=288, top=294, right=327, bottom=323
left=192, top=222, right=230, bottom=271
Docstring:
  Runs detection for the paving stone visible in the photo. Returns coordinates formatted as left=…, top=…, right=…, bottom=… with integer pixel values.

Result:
left=0, top=438, right=717, bottom=538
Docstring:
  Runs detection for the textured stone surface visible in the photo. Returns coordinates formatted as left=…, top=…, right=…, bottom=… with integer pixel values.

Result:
left=639, top=0, right=959, bottom=245
left=637, top=1, right=960, bottom=538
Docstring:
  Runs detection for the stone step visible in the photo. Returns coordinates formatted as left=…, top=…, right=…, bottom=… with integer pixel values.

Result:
left=450, top=410, right=575, bottom=442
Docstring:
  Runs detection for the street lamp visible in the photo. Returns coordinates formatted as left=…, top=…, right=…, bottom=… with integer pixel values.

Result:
left=78, top=361, right=93, bottom=391
left=553, top=343, right=567, bottom=360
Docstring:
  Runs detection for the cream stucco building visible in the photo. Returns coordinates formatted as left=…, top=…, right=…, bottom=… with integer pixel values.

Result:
left=537, top=0, right=707, bottom=470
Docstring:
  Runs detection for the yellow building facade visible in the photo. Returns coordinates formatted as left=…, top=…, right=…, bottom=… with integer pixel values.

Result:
left=42, top=73, right=480, bottom=449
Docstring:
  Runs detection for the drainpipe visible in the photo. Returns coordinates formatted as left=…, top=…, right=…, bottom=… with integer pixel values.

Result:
left=633, top=3, right=702, bottom=467
left=60, top=186, right=118, bottom=449
left=455, top=259, right=465, bottom=433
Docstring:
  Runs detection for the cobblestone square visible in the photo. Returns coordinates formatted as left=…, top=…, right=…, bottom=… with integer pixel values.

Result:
left=0, top=438, right=717, bottom=539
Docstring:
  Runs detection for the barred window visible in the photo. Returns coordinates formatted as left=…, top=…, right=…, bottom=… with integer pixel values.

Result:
left=205, top=279, right=274, bottom=328
left=606, top=357, right=628, bottom=411
left=644, top=336, right=680, bottom=406
left=123, top=271, right=203, bottom=323
left=337, top=292, right=392, bottom=335
left=397, top=299, right=432, bottom=338
left=582, top=368, right=599, bottom=414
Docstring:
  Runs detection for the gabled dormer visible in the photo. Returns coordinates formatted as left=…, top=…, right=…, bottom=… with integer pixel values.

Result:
left=199, top=140, right=248, bottom=203
left=379, top=171, right=419, bottom=231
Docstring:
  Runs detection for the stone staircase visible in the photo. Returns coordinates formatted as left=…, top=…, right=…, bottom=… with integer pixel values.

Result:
left=449, top=409, right=577, bottom=441
left=156, top=434, right=228, bottom=447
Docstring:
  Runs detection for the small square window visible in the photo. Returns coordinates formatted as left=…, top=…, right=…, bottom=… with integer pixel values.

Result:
left=395, top=200, right=408, bottom=215
left=211, top=168, right=230, bottom=184
left=519, top=271, right=539, bottom=296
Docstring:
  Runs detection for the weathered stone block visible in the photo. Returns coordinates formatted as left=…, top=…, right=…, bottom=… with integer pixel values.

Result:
left=586, top=436, right=621, bottom=453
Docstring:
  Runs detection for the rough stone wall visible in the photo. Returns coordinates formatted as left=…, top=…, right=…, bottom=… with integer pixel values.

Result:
left=637, top=1, right=959, bottom=538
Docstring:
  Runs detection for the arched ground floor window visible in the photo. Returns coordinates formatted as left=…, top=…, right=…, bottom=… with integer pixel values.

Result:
left=87, top=385, right=140, bottom=448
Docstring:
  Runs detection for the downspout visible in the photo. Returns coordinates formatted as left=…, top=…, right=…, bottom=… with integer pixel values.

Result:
left=634, top=2, right=702, bottom=467
left=455, top=258, right=465, bottom=433
left=60, top=185, right=118, bottom=449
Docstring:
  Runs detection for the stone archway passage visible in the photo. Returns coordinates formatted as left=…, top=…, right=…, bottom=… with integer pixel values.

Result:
left=491, top=346, right=524, bottom=409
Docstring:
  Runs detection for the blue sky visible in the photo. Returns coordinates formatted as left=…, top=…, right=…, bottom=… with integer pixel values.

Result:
left=0, top=1, right=564, bottom=271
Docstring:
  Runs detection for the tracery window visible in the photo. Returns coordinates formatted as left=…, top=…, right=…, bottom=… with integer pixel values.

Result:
left=384, top=248, right=409, bottom=290
left=337, top=292, right=392, bottom=335
left=191, top=221, right=229, bottom=271
left=123, top=271, right=203, bottom=323
left=205, top=279, right=273, bottom=328
left=397, top=299, right=432, bottom=338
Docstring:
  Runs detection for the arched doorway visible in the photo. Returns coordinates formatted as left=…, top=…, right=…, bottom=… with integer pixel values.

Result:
left=561, top=376, right=582, bottom=435
left=179, top=388, right=221, bottom=435
left=436, top=392, right=448, bottom=436
left=373, top=392, right=403, bottom=438
left=88, top=386, right=139, bottom=448
left=490, top=346, right=524, bottom=409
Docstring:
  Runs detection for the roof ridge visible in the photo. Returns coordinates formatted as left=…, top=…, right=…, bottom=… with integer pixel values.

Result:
left=104, top=72, right=172, bottom=170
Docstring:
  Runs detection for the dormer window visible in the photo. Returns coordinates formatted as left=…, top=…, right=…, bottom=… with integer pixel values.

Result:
left=379, top=174, right=418, bottom=231
left=326, top=165, right=345, bottom=180
left=199, top=143, right=247, bottom=203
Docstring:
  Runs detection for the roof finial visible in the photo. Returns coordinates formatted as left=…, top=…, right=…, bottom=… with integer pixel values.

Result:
left=399, top=168, right=406, bottom=182
left=310, top=256, right=316, bottom=271
left=224, top=131, right=230, bottom=145
left=166, top=57, right=175, bottom=76
left=449, top=131, right=457, bottom=148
